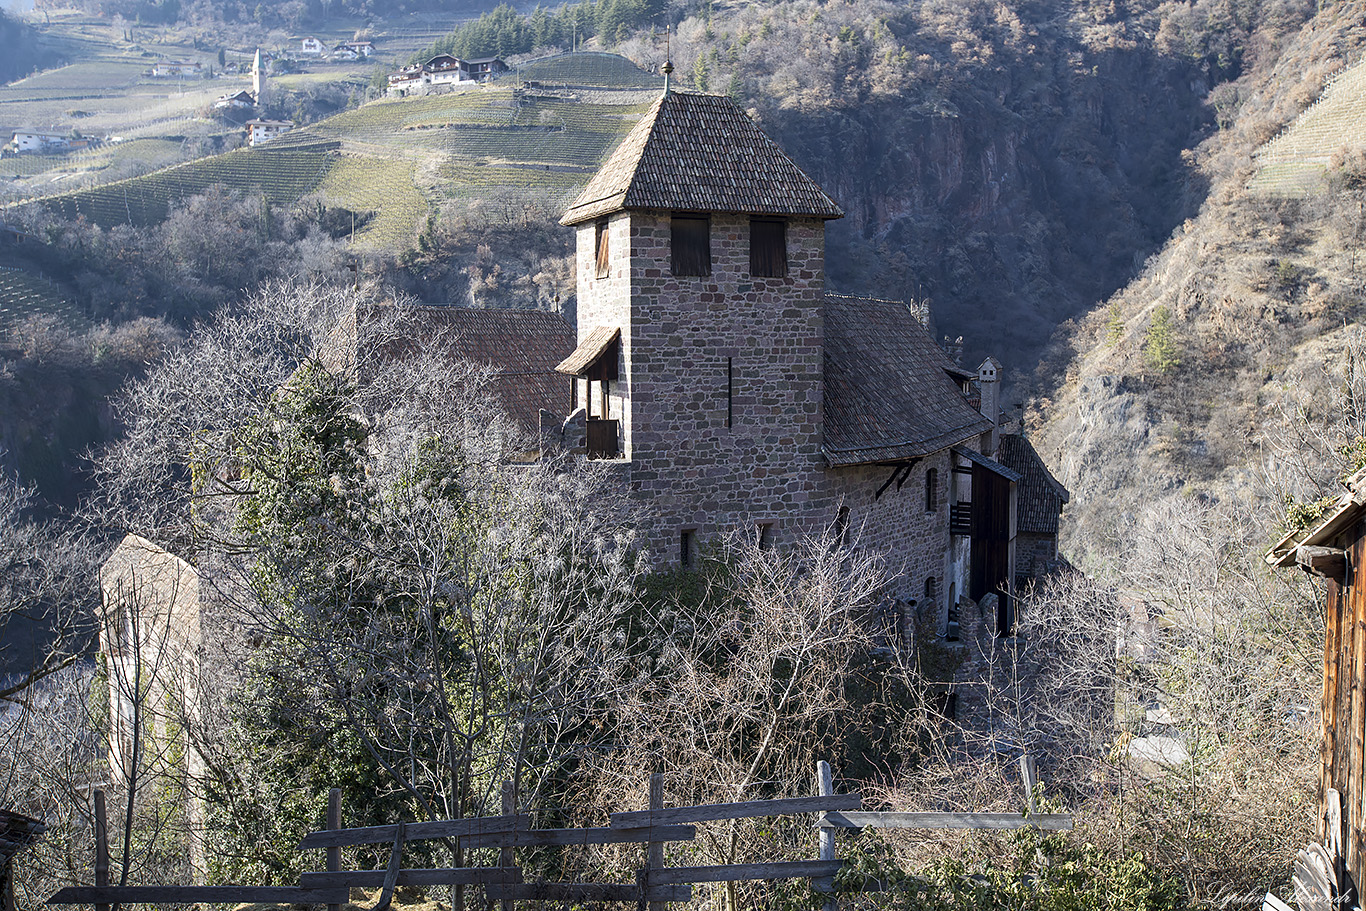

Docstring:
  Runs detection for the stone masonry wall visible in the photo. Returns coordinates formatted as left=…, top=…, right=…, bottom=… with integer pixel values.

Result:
left=825, top=453, right=954, bottom=622
left=581, top=211, right=831, bottom=559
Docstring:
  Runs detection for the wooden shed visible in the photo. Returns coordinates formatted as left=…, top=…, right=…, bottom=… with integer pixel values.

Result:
left=1267, top=466, right=1366, bottom=898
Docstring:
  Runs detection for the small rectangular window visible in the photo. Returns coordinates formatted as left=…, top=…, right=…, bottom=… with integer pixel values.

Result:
left=595, top=218, right=610, bottom=278
left=671, top=214, right=711, bottom=276
left=750, top=218, right=786, bottom=277
left=680, top=529, right=696, bottom=568
left=757, top=523, right=773, bottom=550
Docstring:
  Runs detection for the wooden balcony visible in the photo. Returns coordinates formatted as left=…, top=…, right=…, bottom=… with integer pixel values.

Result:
left=586, top=419, right=619, bottom=460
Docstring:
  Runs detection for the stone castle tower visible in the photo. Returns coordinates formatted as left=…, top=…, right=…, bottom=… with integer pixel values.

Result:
left=558, top=89, right=844, bottom=561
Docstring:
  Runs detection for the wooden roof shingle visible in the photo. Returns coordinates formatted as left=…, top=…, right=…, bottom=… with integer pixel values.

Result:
left=996, top=434, right=1070, bottom=535
left=561, top=91, right=843, bottom=226
left=823, top=295, right=992, bottom=466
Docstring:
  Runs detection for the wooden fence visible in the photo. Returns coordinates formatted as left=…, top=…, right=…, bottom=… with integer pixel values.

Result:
left=49, top=758, right=1071, bottom=908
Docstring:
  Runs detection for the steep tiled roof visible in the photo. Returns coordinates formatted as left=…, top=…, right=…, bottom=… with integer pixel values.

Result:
left=996, top=434, right=1070, bottom=534
left=357, top=305, right=573, bottom=434
left=823, top=295, right=992, bottom=466
left=561, top=90, right=843, bottom=225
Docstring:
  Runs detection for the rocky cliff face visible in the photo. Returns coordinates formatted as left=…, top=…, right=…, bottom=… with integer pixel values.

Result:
left=681, top=1, right=1246, bottom=379
left=1031, top=2, right=1366, bottom=564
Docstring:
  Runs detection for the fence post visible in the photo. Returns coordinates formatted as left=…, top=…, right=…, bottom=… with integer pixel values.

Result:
left=647, top=773, right=664, bottom=911
left=501, top=780, right=515, bottom=911
left=817, top=761, right=836, bottom=911
left=94, top=789, right=109, bottom=911
left=326, top=788, right=341, bottom=911
left=1019, top=754, right=1038, bottom=814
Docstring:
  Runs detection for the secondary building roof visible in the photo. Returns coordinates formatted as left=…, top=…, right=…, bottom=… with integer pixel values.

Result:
left=822, top=294, right=992, bottom=466
left=996, top=433, right=1070, bottom=533
left=354, top=305, right=573, bottom=435
left=1266, top=466, right=1366, bottom=568
left=561, top=90, right=843, bottom=226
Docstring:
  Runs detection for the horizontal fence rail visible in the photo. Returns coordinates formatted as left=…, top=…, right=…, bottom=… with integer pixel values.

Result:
left=50, top=758, right=1073, bottom=907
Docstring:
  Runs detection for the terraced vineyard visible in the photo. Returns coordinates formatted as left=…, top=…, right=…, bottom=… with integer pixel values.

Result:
left=0, top=267, right=84, bottom=331
left=519, top=52, right=663, bottom=89
left=1250, top=59, right=1366, bottom=196
left=33, top=147, right=336, bottom=228
left=317, top=154, right=428, bottom=249
left=14, top=52, right=659, bottom=253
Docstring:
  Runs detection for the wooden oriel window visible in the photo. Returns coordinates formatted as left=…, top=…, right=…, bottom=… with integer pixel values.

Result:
left=750, top=218, right=787, bottom=277
left=595, top=218, right=610, bottom=278
left=671, top=213, right=711, bottom=276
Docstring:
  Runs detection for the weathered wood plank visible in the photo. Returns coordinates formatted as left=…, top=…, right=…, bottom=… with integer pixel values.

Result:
left=612, top=795, right=861, bottom=828
left=817, top=811, right=1072, bottom=831
left=647, top=772, right=665, bottom=911
left=49, top=886, right=349, bottom=904
left=299, top=814, right=532, bottom=849
left=650, top=861, right=844, bottom=885
left=463, top=825, right=696, bottom=850
left=93, top=790, right=108, bottom=911
left=300, top=868, right=524, bottom=888
left=326, top=789, right=342, bottom=911
left=816, top=761, right=837, bottom=911
left=484, top=883, right=691, bottom=903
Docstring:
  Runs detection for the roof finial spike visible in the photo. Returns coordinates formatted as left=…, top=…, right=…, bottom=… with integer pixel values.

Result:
left=662, top=24, right=673, bottom=96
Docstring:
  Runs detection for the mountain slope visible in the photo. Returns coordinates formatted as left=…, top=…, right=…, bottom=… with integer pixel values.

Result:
left=1033, top=1, right=1366, bottom=563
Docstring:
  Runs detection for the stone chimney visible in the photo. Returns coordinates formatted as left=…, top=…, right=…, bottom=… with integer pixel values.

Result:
left=978, top=356, right=1002, bottom=457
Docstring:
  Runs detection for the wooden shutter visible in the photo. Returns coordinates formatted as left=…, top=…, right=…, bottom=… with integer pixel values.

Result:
left=750, top=218, right=787, bottom=277
left=671, top=214, right=711, bottom=276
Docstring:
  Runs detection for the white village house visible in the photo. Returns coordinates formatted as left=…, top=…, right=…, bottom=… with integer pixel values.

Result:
left=6, top=131, right=71, bottom=153
left=245, top=119, right=292, bottom=145
left=386, top=55, right=507, bottom=96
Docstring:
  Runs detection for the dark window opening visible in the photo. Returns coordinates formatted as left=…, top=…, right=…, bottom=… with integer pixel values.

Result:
left=757, top=523, right=773, bottom=550
left=680, top=529, right=696, bottom=568
left=833, top=506, right=850, bottom=547
left=595, top=218, right=610, bottom=278
left=925, top=467, right=938, bottom=512
left=671, top=214, right=711, bottom=276
left=997, top=592, right=1015, bottom=638
left=750, top=218, right=787, bottom=277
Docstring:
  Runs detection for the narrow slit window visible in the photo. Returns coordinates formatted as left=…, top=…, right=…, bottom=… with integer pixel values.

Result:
left=750, top=218, right=787, bottom=277
left=671, top=214, right=711, bottom=276
left=595, top=218, right=610, bottom=278
left=680, top=529, right=696, bottom=568
left=757, top=523, right=773, bottom=550
left=727, top=357, right=733, bottom=428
